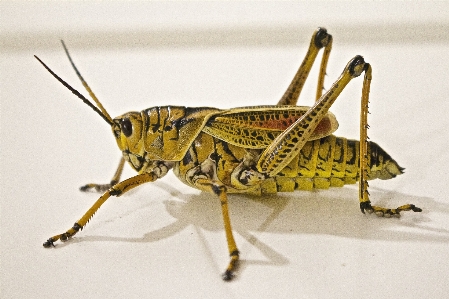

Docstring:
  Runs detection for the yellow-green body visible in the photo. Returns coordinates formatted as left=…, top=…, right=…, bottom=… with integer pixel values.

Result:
left=112, top=105, right=402, bottom=197
left=175, top=133, right=398, bottom=195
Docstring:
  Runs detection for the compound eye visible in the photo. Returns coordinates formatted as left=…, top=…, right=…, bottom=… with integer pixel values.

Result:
left=120, top=118, right=133, bottom=137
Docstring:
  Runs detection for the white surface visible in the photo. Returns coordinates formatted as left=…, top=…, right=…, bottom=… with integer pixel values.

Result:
left=1, top=2, right=449, bottom=299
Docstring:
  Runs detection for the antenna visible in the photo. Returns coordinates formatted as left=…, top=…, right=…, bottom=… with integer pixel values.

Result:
left=34, top=55, right=114, bottom=126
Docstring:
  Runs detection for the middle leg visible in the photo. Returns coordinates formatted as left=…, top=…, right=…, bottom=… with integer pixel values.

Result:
left=193, top=177, right=239, bottom=281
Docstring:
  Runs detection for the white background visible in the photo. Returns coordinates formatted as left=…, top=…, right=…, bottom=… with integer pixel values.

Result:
left=1, top=2, right=449, bottom=298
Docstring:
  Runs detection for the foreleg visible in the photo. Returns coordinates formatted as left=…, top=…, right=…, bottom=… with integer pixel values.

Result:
left=43, top=171, right=158, bottom=247
left=80, top=157, right=126, bottom=193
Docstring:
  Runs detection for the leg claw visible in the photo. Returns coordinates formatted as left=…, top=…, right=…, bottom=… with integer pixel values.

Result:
left=361, top=202, right=421, bottom=218
left=222, top=270, right=233, bottom=281
left=43, top=238, right=55, bottom=248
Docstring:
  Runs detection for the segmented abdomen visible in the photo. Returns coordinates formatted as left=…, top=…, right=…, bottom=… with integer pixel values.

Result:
left=260, top=134, right=403, bottom=194
left=173, top=132, right=403, bottom=195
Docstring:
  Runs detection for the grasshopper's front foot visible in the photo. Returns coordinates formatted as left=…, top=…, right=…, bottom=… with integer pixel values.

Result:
left=360, top=202, right=422, bottom=218
left=43, top=234, right=68, bottom=248
left=80, top=159, right=125, bottom=193
left=42, top=223, right=82, bottom=247
left=43, top=238, right=55, bottom=248
left=80, top=182, right=114, bottom=193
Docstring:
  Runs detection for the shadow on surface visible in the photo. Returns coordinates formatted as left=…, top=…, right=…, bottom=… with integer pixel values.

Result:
left=57, top=180, right=449, bottom=265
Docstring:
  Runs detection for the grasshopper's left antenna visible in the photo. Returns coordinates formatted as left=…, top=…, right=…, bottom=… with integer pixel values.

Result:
left=34, top=55, right=114, bottom=126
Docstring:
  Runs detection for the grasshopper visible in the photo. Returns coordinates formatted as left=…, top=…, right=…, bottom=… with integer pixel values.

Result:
left=36, top=28, right=421, bottom=280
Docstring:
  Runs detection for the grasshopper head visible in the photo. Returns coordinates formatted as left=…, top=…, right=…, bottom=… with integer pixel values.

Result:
left=35, top=49, right=150, bottom=173
left=112, top=112, right=147, bottom=171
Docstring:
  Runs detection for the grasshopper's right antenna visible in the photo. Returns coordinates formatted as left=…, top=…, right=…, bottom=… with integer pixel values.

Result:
left=34, top=55, right=114, bottom=126
left=61, top=41, right=113, bottom=123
